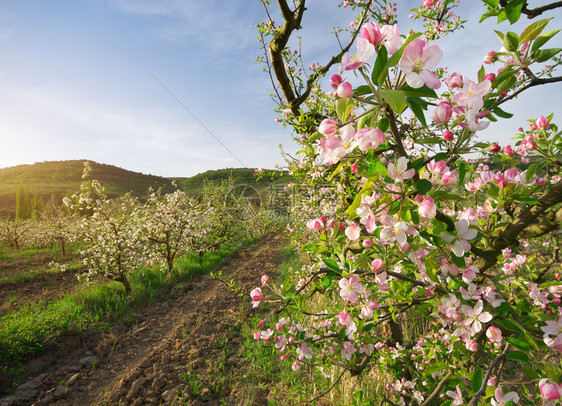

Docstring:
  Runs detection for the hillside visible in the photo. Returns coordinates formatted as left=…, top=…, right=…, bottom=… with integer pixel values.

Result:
left=0, top=161, right=291, bottom=218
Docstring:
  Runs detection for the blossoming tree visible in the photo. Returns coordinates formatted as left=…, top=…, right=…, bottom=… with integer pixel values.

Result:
left=254, top=0, right=561, bottom=404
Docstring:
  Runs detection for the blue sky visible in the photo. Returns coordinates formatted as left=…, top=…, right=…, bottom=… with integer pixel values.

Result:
left=0, top=1, right=560, bottom=177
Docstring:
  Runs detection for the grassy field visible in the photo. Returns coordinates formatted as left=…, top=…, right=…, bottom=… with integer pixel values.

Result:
left=0, top=160, right=291, bottom=218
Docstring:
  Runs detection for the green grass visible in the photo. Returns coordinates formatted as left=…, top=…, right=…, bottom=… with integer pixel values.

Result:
left=0, top=237, right=255, bottom=368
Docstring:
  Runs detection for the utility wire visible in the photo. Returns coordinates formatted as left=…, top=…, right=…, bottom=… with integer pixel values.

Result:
left=145, top=67, right=247, bottom=168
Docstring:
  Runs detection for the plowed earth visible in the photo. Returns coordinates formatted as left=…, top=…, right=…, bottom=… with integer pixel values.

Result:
left=0, top=232, right=287, bottom=406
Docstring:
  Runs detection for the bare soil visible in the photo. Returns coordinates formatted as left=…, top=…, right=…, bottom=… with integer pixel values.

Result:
left=0, top=232, right=287, bottom=406
left=0, top=253, right=86, bottom=316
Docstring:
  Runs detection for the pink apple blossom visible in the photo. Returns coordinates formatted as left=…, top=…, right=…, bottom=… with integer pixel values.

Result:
left=250, top=287, right=262, bottom=308
left=340, top=37, right=376, bottom=70
left=445, top=72, right=463, bottom=88
left=307, top=218, right=324, bottom=230
left=341, top=341, right=357, bottom=360
left=337, top=82, right=353, bottom=98
left=380, top=215, right=419, bottom=245
left=491, top=387, right=519, bottom=406
left=330, top=74, right=343, bottom=89
left=380, top=24, right=402, bottom=54
left=441, top=170, right=458, bottom=186
left=354, top=128, right=386, bottom=151
left=399, top=38, right=443, bottom=89
left=261, top=274, right=269, bottom=285
left=388, top=157, right=416, bottom=182
left=318, top=118, right=337, bottom=136
left=446, top=385, right=464, bottom=406
left=361, top=22, right=383, bottom=46
left=540, top=379, right=562, bottom=400
left=339, top=275, right=363, bottom=302
left=443, top=130, right=454, bottom=142
left=345, top=222, right=361, bottom=241
left=461, top=300, right=493, bottom=334
left=431, top=101, right=452, bottom=124
left=536, top=115, right=550, bottom=130
left=486, top=326, right=503, bottom=344
left=418, top=196, right=436, bottom=219
left=441, top=219, right=478, bottom=257
left=371, top=258, right=385, bottom=272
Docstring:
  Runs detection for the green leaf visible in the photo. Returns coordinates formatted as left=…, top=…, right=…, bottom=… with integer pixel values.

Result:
left=512, top=195, right=540, bottom=205
left=450, top=253, right=466, bottom=267
left=357, top=109, right=376, bottom=129
left=477, top=65, right=486, bottom=82
left=402, top=85, right=438, bottom=99
left=307, top=132, right=323, bottom=144
left=321, top=276, right=332, bottom=288
left=354, top=85, right=372, bottom=97
left=519, top=18, right=552, bottom=44
left=531, top=29, right=560, bottom=52
left=366, top=156, right=388, bottom=176
left=492, top=66, right=516, bottom=89
left=430, top=192, right=464, bottom=200
left=505, top=337, right=531, bottom=351
left=497, top=319, right=523, bottom=333
left=522, top=367, right=540, bottom=379
left=472, top=368, right=483, bottom=392
left=423, top=362, right=448, bottom=375
left=371, top=45, right=388, bottom=86
left=336, top=98, right=354, bottom=122
left=482, top=0, right=499, bottom=7
left=415, top=179, right=432, bottom=194
left=479, top=10, right=498, bottom=23
left=525, top=163, right=539, bottom=183
left=407, top=97, right=428, bottom=127
left=505, top=0, right=525, bottom=24
left=328, top=162, right=344, bottom=181
left=377, top=117, right=390, bottom=132
left=497, top=8, right=508, bottom=23
left=534, top=48, right=562, bottom=63
left=323, top=258, right=340, bottom=273
left=503, top=31, right=519, bottom=52
left=507, top=350, right=530, bottom=363
left=493, top=106, right=513, bottom=119
left=496, top=75, right=517, bottom=92
left=494, top=30, right=505, bottom=42
left=458, top=161, right=468, bottom=185
left=381, top=89, right=407, bottom=114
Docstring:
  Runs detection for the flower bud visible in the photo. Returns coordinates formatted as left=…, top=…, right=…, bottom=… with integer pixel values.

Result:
left=483, top=51, right=497, bottom=64
left=536, top=115, right=550, bottom=130
left=540, top=379, right=562, bottom=400
left=318, top=118, right=338, bottom=136
left=337, top=82, right=353, bottom=98
left=330, top=74, right=343, bottom=89
left=360, top=22, right=383, bottom=46
left=483, top=73, right=496, bottom=82
left=490, top=143, right=501, bottom=153
left=443, top=130, right=454, bottom=142
left=431, top=101, right=452, bottom=124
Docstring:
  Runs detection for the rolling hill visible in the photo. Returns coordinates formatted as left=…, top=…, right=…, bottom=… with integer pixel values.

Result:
left=0, top=160, right=291, bottom=218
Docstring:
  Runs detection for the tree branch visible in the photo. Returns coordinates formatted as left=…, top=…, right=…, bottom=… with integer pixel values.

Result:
left=522, top=1, right=562, bottom=18
left=467, top=344, right=511, bottom=406
left=492, top=76, right=562, bottom=110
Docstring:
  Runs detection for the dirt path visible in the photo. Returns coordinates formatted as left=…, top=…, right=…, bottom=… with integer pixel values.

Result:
left=1, top=232, right=287, bottom=406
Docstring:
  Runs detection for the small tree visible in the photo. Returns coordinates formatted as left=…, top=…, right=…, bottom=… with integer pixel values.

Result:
left=139, top=189, right=211, bottom=275
left=65, top=163, right=143, bottom=293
